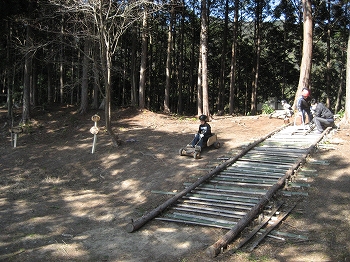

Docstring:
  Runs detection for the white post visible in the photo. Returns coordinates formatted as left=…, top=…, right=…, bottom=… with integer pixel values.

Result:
left=14, top=133, right=17, bottom=148
left=92, top=122, right=97, bottom=154
left=90, top=114, right=100, bottom=154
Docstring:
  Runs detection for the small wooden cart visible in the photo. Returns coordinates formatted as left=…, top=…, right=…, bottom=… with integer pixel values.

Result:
left=179, top=134, right=221, bottom=159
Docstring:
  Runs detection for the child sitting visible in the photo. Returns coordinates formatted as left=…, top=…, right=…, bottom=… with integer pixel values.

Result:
left=189, top=115, right=212, bottom=151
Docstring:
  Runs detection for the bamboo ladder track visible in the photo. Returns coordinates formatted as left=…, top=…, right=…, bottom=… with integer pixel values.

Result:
left=126, top=124, right=331, bottom=257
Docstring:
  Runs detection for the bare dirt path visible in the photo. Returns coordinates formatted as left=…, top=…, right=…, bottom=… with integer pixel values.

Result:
left=0, top=106, right=349, bottom=262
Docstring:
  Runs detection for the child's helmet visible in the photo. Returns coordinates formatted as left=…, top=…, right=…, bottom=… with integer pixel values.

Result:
left=199, top=115, right=207, bottom=121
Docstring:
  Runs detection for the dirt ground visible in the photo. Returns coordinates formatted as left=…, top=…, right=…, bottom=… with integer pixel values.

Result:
left=0, top=105, right=349, bottom=262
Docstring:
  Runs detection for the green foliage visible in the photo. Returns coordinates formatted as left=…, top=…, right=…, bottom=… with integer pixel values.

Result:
left=261, top=103, right=274, bottom=115
left=337, top=108, right=345, bottom=118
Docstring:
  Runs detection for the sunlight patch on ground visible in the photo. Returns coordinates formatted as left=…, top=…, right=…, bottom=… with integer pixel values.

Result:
left=42, top=176, right=65, bottom=185
left=155, top=227, right=177, bottom=233
left=11, top=200, right=32, bottom=215
left=279, top=246, right=331, bottom=261
left=175, top=241, right=191, bottom=249
left=63, top=192, right=109, bottom=218
left=75, top=143, right=91, bottom=149
left=38, top=242, right=89, bottom=259
left=113, top=179, right=147, bottom=203
left=120, top=179, right=140, bottom=189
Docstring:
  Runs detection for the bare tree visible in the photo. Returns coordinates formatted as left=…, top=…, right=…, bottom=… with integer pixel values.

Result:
left=50, top=0, right=161, bottom=146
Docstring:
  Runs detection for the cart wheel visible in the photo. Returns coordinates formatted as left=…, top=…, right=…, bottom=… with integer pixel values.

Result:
left=214, top=142, right=221, bottom=149
left=179, top=148, right=184, bottom=156
left=193, top=152, right=200, bottom=159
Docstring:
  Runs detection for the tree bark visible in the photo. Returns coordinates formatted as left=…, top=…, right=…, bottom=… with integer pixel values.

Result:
left=130, top=25, right=138, bottom=107
left=325, top=0, right=331, bottom=108
left=92, top=42, right=100, bottom=109
left=201, top=0, right=210, bottom=117
left=229, top=0, right=239, bottom=115
left=344, top=30, right=350, bottom=123
left=197, top=46, right=203, bottom=116
left=250, top=0, right=262, bottom=116
left=293, top=0, right=313, bottom=108
left=177, top=7, right=185, bottom=114
left=164, top=4, right=174, bottom=113
left=60, top=15, right=64, bottom=104
left=22, top=25, right=33, bottom=124
left=217, top=0, right=229, bottom=115
left=6, top=20, right=13, bottom=119
left=79, top=38, right=90, bottom=114
left=139, top=10, right=148, bottom=109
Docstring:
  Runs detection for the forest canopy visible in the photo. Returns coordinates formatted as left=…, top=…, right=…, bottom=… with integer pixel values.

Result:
left=0, top=0, right=349, bottom=120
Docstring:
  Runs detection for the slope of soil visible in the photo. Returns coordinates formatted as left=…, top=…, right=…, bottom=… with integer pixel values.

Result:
left=0, top=106, right=349, bottom=262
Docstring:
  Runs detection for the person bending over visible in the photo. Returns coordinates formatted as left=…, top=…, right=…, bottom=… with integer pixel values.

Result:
left=310, top=99, right=334, bottom=133
left=297, top=88, right=313, bottom=124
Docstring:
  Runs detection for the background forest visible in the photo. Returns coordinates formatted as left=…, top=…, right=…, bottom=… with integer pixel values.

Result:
left=0, top=0, right=349, bottom=122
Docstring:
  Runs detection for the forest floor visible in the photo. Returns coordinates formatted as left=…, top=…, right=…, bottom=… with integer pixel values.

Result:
left=0, top=105, right=349, bottom=262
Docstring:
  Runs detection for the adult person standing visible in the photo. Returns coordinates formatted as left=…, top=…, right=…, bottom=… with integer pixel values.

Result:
left=310, top=99, right=335, bottom=133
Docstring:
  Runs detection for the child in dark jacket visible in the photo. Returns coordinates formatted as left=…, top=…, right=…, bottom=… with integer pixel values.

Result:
left=190, top=115, right=212, bottom=150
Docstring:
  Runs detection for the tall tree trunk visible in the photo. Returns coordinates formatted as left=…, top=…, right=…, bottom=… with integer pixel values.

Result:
left=201, top=0, right=210, bottom=117
left=60, top=16, right=64, bottom=104
left=334, top=64, right=343, bottom=114
left=76, top=49, right=81, bottom=104
left=130, top=25, right=137, bottom=107
left=70, top=59, right=74, bottom=105
left=293, top=0, right=313, bottom=108
left=101, top=44, right=119, bottom=146
left=92, top=42, right=100, bottom=109
left=189, top=9, right=196, bottom=113
left=164, top=5, right=175, bottom=113
left=325, top=0, right=331, bottom=108
left=197, top=47, right=203, bottom=116
left=6, top=20, right=12, bottom=119
left=32, top=59, right=38, bottom=107
left=47, top=63, right=53, bottom=104
left=250, top=0, right=262, bottom=115
left=229, top=0, right=239, bottom=115
left=79, top=38, right=90, bottom=114
left=139, top=10, right=148, bottom=109
left=22, top=25, right=33, bottom=124
left=97, top=5, right=119, bottom=147
left=177, top=6, right=185, bottom=114
left=344, top=30, right=350, bottom=123
left=217, top=0, right=229, bottom=115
